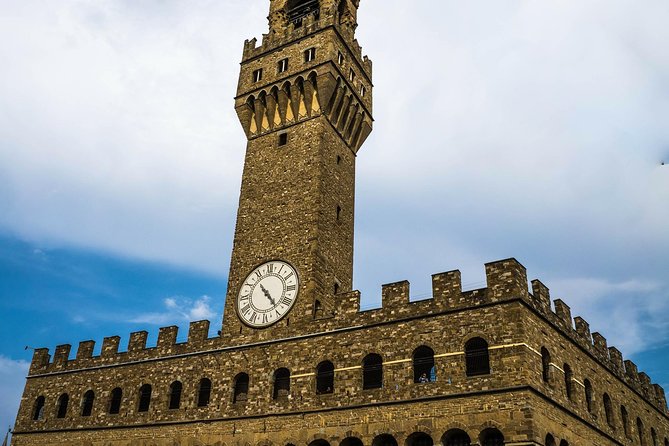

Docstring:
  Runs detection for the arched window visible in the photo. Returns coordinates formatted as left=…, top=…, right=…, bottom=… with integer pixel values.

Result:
left=138, top=384, right=152, bottom=412
left=559, top=441, right=569, bottom=446
left=442, top=429, right=471, bottom=446
left=309, top=441, right=330, bottom=446
left=316, top=360, right=335, bottom=394
left=637, top=418, right=646, bottom=446
left=372, top=434, right=399, bottom=446
left=545, top=434, right=556, bottom=446
left=651, top=428, right=658, bottom=446
left=405, top=432, right=433, bottom=446
left=341, top=437, right=363, bottom=446
left=56, top=393, right=69, bottom=418
left=168, top=381, right=182, bottom=409
left=621, top=405, right=629, bottom=436
left=465, top=337, right=490, bottom=376
left=584, top=379, right=593, bottom=413
left=287, top=0, right=320, bottom=27
left=664, top=437, right=668, bottom=446
left=197, top=378, right=212, bottom=407
left=603, top=393, right=613, bottom=427
left=362, top=353, right=383, bottom=389
left=109, top=388, right=122, bottom=414
left=273, top=368, right=290, bottom=400
left=313, top=299, right=323, bottom=319
left=480, top=428, right=504, bottom=446
left=233, top=373, right=249, bottom=403
left=413, top=346, right=435, bottom=383
left=541, top=347, right=551, bottom=383
left=81, top=390, right=95, bottom=417
left=563, top=363, right=573, bottom=400
left=32, top=396, right=45, bottom=421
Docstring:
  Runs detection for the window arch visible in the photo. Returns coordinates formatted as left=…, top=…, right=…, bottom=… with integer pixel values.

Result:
left=109, top=388, right=122, bottom=414
left=584, top=379, right=593, bottom=413
left=545, top=434, right=556, bottom=446
left=405, top=432, right=433, bottom=446
left=664, top=437, right=668, bottom=446
left=233, top=373, right=249, bottom=403
left=563, top=363, right=573, bottom=400
left=541, top=347, right=551, bottom=383
left=413, top=346, right=435, bottom=383
left=465, top=337, right=490, bottom=376
left=637, top=417, right=646, bottom=446
left=559, top=441, right=569, bottom=446
left=309, top=441, right=330, bottom=446
left=138, top=384, right=152, bottom=412
left=316, top=360, right=335, bottom=394
left=603, top=393, right=614, bottom=427
left=442, top=429, right=471, bottom=446
left=56, top=393, right=69, bottom=418
left=372, top=434, right=398, bottom=446
left=81, top=390, right=95, bottom=417
left=340, top=437, right=363, bottom=446
left=273, top=368, right=290, bottom=400
left=168, top=381, right=182, bottom=409
left=621, top=405, right=629, bottom=436
left=362, top=353, right=383, bottom=389
left=651, top=428, right=657, bottom=446
left=480, top=428, right=504, bottom=446
left=197, top=378, right=212, bottom=407
left=32, top=396, right=45, bottom=421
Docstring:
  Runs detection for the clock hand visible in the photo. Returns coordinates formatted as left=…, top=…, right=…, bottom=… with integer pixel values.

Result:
left=259, top=284, right=276, bottom=306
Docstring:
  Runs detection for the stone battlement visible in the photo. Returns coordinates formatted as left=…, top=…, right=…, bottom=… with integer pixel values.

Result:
left=27, top=258, right=667, bottom=415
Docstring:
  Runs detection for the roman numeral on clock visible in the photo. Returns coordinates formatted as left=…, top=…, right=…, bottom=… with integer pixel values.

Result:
left=266, top=263, right=274, bottom=273
left=286, top=284, right=296, bottom=292
left=281, top=296, right=293, bottom=306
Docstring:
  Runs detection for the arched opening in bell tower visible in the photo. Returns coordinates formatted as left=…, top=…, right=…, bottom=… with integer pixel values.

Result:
left=287, top=0, right=320, bottom=27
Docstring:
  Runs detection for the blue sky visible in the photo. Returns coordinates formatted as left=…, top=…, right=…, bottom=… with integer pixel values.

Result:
left=1, top=0, right=669, bottom=435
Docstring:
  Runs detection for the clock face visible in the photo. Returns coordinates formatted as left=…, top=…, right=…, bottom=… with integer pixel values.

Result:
left=237, top=260, right=299, bottom=328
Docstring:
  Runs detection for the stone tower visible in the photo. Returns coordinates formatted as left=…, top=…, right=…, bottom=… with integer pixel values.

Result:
left=222, top=0, right=374, bottom=340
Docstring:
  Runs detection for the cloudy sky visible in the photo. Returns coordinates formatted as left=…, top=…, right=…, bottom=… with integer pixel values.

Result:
left=1, top=0, right=668, bottom=434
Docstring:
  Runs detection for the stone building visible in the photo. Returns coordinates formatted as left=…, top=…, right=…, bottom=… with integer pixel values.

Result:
left=10, top=1, right=669, bottom=445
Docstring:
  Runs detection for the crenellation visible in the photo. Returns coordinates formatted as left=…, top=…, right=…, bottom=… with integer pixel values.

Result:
left=52, top=344, right=71, bottom=367
left=530, top=279, right=551, bottom=309
left=157, top=326, right=179, bottom=353
left=381, top=280, right=410, bottom=312
left=188, top=320, right=211, bottom=346
left=653, top=384, right=667, bottom=411
left=484, top=258, right=529, bottom=301
left=591, top=332, right=608, bottom=359
left=128, top=331, right=148, bottom=352
left=608, top=347, right=624, bottom=374
left=624, top=359, right=639, bottom=383
left=334, top=290, right=360, bottom=318
left=574, top=317, right=591, bottom=341
left=639, top=372, right=653, bottom=400
left=431, top=270, right=462, bottom=306
left=101, top=335, right=120, bottom=357
left=75, top=340, right=95, bottom=360
left=553, top=300, right=572, bottom=329
left=29, top=348, right=50, bottom=375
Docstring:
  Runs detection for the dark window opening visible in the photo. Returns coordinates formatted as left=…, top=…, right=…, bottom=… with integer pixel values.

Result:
left=341, top=438, right=363, bottom=446
left=559, top=441, right=569, bottom=446
left=56, top=393, right=69, bottom=419
left=336, top=205, right=341, bottom=220
left=252, top=68, right=263, bottom=83
left=362, top=353, right=383, bottom=389
left=360, top=85, right=367, bottom=97
left=584, top=379, right=593, bottom=413
left=109, top=388, right=122, bottom=414
left=541, top=347, right=551, bottom=383
left=603, top=393, right=614, bottom=427
left=480, top=428, right=505, bottom=446
left=278, top=58, right=289, bottom=73
left=233, top=373, right=249, bottom=403
left=349, top=69, right=356, bottom=82
left=138, top=384, right=152, bottom=413
left=304, top=47, right=317, bottom=63
left=621, top=405, right=629, bottom=436
left=334, top=282, right=340, bottom=295
left=197, top=378, right=212, bottom=407
left=651, top=429, right=658, bottom=446
left=564, top=363, right=573, bottom=400
left=406, top=432, right=433, bottom=446
left=338, top=51, right=344, bottom=65
left=336, top=155, right=342, bottom=165
left=465, top=337, right=490, bottom=376
left=545, top=434, right=556, bottom=446
left=372, top=435, right=398, bottom=446
left=316, top=360, right=334, bottom=394
left=81, top=390, right=95, bottom=417
left=413, top=345, right=435, bottom=383
left=32, top=396, right=45, bottom=421
left=638, top=418, right=646, bottom=446
left=168, top=381, right=182, bottom=409
left=287, top=0, right=320, bottom=27
left=273, top=368, right=291, bottom=400
left=278, top=132, right=288, bottom=146
left=443, top=429, right=471, bottom=446
left=313, top=299, right=323, bottom=319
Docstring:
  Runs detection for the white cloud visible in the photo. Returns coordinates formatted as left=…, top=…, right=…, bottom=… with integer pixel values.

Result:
left=0, top=356, right=30, bottom=433
left=129, top=295, right=215, bottom=325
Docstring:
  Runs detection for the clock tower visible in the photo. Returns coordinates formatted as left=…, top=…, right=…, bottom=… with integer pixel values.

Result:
left=222, top=0, right=373, bottom=340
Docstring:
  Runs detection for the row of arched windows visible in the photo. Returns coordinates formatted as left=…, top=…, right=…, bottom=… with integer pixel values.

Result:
left=300, top=428, right=504, bottom=446
left=31, top=340, right=492, bottom=421
left=545, top=434, right=569, bottom=446
left=541, top=347, right=667, bottom=445
left=32, top=378, right=213, bottom=420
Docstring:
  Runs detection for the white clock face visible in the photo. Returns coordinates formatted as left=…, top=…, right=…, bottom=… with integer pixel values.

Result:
left=237, top=260, right=299, bottom=328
